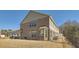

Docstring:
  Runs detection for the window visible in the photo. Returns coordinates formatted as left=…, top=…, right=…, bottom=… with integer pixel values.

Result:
left=45, top=29, right=48, bottom=37
left=32, top=34, right=36, bottom=37
left=31, top=31, right=37, bottom=37
left=40, top=29, right=44, bottom=36
left=29, top=23, right=36, bottom=27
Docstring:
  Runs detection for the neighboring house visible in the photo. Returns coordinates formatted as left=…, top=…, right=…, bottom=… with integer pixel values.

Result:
left=0, top=35, right=5, bottom=38
left=10, top=30, right=20, bottom=39
left=20, top=11, right=60, bottom=40
left=0, top=30, right=6, bottom=38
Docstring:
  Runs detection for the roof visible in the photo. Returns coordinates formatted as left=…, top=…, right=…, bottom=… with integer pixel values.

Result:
left=21, top=10, right=57, bottom=27
left=21, top=11, right=49, bottom=24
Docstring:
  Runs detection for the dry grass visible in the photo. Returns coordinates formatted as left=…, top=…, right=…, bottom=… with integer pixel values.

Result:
left=0, top=39, right=73, bottom=48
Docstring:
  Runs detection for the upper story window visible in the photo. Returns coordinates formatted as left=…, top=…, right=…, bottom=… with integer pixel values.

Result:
left=29, top=23, right=36, bottom=27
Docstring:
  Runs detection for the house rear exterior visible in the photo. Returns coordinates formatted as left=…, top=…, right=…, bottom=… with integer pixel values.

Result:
left=20, top=11, right=60, bottom=41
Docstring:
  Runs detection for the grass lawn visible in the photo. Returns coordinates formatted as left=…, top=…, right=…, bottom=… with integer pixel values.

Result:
left=0, top=39, right=73, bottom=48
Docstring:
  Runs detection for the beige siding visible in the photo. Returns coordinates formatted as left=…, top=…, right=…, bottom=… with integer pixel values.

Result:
left=20, top=11, right=59, bottom=41
left=22, top=11, right=48, bottom=24
left=49, top=18, right=59, bottom=40
left=21, top=16, right=49, bottom=40
left=49, top=18, right=59, bottom=33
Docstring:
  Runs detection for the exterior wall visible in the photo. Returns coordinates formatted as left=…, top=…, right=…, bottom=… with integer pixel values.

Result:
left=20, top=11, right=60, bottom=41
left=20, top=16, right=49, bottom=40
left=22, top=11, right=47, bottom=24
left=49, top=18, right=59, bottom=40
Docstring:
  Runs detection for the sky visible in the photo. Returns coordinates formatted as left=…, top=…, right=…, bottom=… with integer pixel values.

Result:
left=0, top=10, right=79, bottom=30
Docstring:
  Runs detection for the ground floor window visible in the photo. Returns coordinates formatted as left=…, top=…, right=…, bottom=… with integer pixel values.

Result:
left=30, top=31, right=37, bottom=38
left=45, top=29, right=48, bottom=37
left=40, top=29, right=44, bottom=36
left=32, top=33, right=36, bottom=37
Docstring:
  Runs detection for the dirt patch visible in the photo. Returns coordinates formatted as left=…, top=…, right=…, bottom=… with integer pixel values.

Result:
left=0, top=39, right=73, bottom=48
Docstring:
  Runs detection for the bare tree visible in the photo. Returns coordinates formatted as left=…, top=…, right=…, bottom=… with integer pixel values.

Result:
left=59, top=20, right=79, bottom=47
